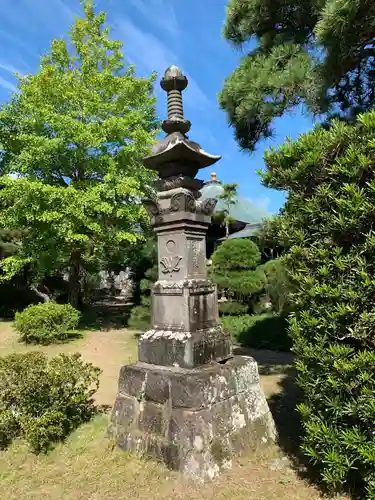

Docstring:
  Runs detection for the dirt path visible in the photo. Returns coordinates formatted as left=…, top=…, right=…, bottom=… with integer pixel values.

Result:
left=77, top=328, right=138, bottom=405
left=0, top=323, right=138, bottom=406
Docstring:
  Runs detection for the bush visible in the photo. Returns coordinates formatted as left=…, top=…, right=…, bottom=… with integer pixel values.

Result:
left=211, top=239, right=265, bottom=296
left=127, top=296, right=151, bottom=331
left=262, top=112, right=375, bottom=495
left=222, top=313, right=291, bottom=351
left=0, top=351, right=100, bottom=452
left=257, top=258, right=292, bottom=316
left=219, top=300, right=249, bottom=316
left=14, top=301, right=80, bottom=344
left=126, top=239, right=156, bottom=331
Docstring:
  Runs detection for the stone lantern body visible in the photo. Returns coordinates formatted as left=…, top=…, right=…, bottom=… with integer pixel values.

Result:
left=109, top=66, right=276, bottom=480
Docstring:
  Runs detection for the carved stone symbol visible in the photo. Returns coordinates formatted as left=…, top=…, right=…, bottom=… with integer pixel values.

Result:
left=166, top=240, right=176, bottom=253
left=191, top=240, right=200, bottom=269
left=198, top=198, right=217, bottom=215
left=144, top=200, right=160, bottom=217
left=170, top=192, right=196, bottom=213
left=160, top=256, right=182, bottom=275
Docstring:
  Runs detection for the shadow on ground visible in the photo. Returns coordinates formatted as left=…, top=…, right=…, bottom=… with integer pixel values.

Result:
left=233, top=345, right=294, bottom=375
left=236, top=315, right=293, bottom=352
left=80, top=301, right=132, bottom=331
left=234, top=346, right=330, bottom=493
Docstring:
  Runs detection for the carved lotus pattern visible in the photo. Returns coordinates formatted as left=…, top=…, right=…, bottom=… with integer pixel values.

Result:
left=160, top=256, right=182, bottom=274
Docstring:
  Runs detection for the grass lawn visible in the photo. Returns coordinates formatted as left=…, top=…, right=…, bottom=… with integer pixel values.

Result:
left=0, top=322, right=348, bottom=500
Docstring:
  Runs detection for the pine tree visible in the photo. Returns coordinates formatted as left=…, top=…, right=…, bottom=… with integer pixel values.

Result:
left=220, top=0, right=375, bottom=151
left=0, top=0, right=158, bottom=308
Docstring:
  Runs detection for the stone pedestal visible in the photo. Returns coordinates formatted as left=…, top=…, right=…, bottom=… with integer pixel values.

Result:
left=109, top=65, right=275, bottom=479
left=109, top=356, right=275, bottom=480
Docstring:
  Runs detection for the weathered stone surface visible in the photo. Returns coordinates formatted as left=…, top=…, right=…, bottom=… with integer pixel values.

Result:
left=110, top=66, right=275, bottom=481
left=109, top=356, right=276, bottom=480
left=138, top=325, right=231, bottom=368
left=117, top=356, right=259, bottom=409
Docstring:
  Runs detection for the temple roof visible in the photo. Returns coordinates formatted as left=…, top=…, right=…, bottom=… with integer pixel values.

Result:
left=199, top=172, right=270, bottom=227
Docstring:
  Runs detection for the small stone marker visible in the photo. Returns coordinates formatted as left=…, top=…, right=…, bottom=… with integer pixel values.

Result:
left=108, top=65, right=276, bottom=480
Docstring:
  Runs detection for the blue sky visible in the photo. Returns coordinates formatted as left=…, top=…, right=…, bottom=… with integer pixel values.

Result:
left=0, top=0, right=315, bottom=214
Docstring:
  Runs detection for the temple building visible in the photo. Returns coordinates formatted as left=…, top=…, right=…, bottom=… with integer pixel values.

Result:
left=199, top=172, right=270, bottom=255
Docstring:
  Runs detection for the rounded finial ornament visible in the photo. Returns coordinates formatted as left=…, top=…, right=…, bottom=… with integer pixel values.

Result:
left=164, top=65, right=183, bottom=78
left=161, top=65, right=188, bottom=92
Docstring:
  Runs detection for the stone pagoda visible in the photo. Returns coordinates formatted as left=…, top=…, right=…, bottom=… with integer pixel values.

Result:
left=109, top=66, right=276, bottom=480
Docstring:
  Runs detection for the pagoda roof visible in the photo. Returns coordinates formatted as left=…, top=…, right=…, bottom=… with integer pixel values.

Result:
left=199, top=173, right=270, bottom=226
left=144, top=132, right=221, bottom=172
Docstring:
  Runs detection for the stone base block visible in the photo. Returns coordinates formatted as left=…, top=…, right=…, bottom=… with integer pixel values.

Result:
left=108, top=356, right=276, bottom=481
left=139, top=325, right=232, bottom=368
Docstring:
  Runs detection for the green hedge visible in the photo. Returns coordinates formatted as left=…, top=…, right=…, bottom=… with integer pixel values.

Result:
left=221, top=313, right=291, bottom=352
left=218, top=300, right=249, bottom=316
left=262, top=112, right=375, bottom=495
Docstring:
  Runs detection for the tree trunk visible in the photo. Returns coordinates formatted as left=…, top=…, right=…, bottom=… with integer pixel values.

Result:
left=68, top=255, right=81, bottom=309
left=30, top=286, right=51, bottom=302
left=225, top=220, right=229, bottom=239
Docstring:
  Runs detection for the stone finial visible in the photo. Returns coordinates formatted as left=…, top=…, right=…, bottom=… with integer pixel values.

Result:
left=161, top=65, right=191, bottom=135
left=211, top=172, right=217, bottom=181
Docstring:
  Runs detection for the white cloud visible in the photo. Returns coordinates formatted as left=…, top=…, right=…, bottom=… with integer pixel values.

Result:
left=0, top=63, right=22, bottom=75
left=0, top=62, right=22, bottom=92
left=129, top=0, right=179, bottom=37
left=0, top=1, right=79, bottom=86
left=116, top=17, right=209, bottom=112
left=192, top=124, right=218, bottom=148
left=249, top=196, right=271, bottom=211
left=0, top=75, right=16, bottom=92
left=0, top=0, right=77, bottom=39
left=55, top=0, right=78, bottom=21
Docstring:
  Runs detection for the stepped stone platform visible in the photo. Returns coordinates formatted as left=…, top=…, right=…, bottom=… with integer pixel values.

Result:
left=110, top=356, right=275, bottom=480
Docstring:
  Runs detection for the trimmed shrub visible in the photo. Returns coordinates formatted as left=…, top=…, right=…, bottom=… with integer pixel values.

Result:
left=0, top=351, right=100, bottom=452
left=14, top=301, right=80, bottom=344
left=128, top=296, right=151, bottom=331
left=211, top=239, right=265, bottom=296
left=219, top=300, right=249, bottom=316
left=222, top=313, right=291, bottom=351
left=262, top=112, right=375, bottom=495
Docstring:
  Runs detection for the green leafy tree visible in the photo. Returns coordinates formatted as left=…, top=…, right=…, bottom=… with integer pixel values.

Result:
left=0, top=0, right=158, bottom=308
left=216, top=182, right=238, bottom=238
left=125, top=233, right=157, bottom=304
left=0, top=229, right=20, bottom=260
left=220, top=0, right=375, bottom=151
left=261, top=112, right=375, bottom=495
